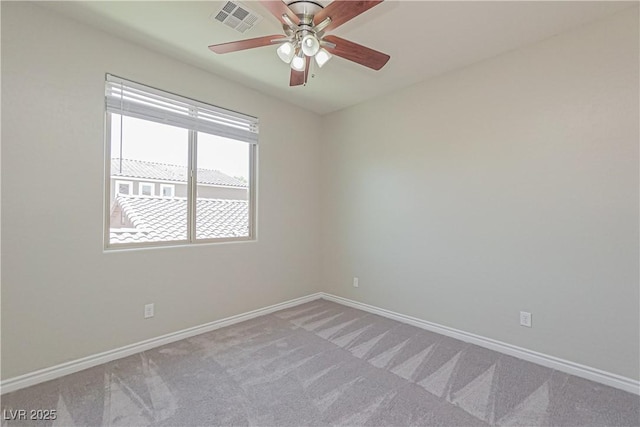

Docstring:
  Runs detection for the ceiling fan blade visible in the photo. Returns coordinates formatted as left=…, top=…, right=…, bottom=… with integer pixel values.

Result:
left=313, top=0, right=382, bottom=32
left=208, top=34, right=284, bottom=54
left=260, top=0, right=299, bottom=26
left=290, top=57, right=312, bottom=86
left=323, top=35, right=390, bottom=70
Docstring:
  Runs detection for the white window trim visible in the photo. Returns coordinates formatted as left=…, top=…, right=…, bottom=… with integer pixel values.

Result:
left=115, top=180, right=133, bottom=196
left=160, top=184, right=175, bottom=198
left=139, top=182, right=155, bottom=197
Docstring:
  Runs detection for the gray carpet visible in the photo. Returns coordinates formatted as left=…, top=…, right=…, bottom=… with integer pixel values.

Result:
left=2, top=299, right=639, bottom=426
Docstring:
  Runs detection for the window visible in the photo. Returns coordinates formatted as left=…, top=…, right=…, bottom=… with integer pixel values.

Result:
left=105, top=75, right=258, bottom=248
left=115, top=180, right=133, bottom=195
left=139, top=182, right=154, bottom=196
left=160, top=184, right=175, bottom=198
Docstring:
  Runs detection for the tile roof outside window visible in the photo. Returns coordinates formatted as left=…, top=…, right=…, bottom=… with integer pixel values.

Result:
left=110, top=196, right=249, bottom=244
left=111, top=158, right=247, bottom=188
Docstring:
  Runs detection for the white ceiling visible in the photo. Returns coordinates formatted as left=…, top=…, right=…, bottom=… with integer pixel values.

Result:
left=40, top=1, right=634, bottom=115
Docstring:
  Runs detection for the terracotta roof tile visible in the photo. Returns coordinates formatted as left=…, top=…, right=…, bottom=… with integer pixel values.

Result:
left=111, top=159, right=247, bottom=187
left=110, top=196, right=249, bottom=244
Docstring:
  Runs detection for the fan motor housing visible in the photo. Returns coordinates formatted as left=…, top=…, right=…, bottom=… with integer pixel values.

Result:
left=287, top=1, right=324, bottom=23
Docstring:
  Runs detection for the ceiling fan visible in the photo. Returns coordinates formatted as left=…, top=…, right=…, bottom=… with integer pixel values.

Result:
left=208, top=0, right=390, bottom=86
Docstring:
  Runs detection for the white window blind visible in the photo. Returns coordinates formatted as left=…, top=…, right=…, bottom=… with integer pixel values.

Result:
left=105, top=74, right=259, bottom=144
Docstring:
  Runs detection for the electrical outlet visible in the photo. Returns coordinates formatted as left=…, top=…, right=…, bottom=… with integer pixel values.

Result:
left=353, top=277, right=359, bottom=288
left=520, top=311, right=532, bottom=327
left=144, top=303, right=155, bottom=319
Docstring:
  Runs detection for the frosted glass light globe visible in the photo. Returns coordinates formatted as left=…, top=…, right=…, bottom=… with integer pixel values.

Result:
left=301, top=35, right=320, bottom=57
left=277, top=42, right=294, bottom=63
left=315, top=48, right=332, bottom=68
left=291, top=54, right=306, bottom=71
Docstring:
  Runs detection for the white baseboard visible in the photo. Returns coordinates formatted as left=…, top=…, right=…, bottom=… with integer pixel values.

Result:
left=320, top=293, right=640, bottom=395
left=0, top=293, right=323, bottom=395
left=3, top=291, right=638, bottom=396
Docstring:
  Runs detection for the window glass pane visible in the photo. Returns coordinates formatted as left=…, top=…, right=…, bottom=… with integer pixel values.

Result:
left=161, top=185, right=175, bottom=198
left=109, top=114, right=189, bottom=245
left=140, top=184, right=153, bottom=196
left=195, top=132, right=250, bottom=240
left=117, top=182, right=131, bottom=195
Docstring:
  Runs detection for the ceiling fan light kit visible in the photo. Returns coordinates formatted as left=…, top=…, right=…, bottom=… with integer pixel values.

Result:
left=277, top=41, right=295, bottom=63
left=301, top=34, right=321, bottom=56
left=314, top=48, right=332, bottom=68
left=291, top=49, right=307, bottom=71
left=208, top=0, right=391, bottom=86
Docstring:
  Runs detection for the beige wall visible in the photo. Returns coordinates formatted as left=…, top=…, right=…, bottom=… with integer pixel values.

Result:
left=1, top=1, right=322, bottom=379
left=2, top=2, right=638, bottom=384
left=321, top=9, right=639, bottom=380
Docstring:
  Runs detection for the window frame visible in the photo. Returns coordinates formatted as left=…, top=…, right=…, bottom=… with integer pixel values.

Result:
left=139, top=182, right=155, bottom=197
left=114, top=180, right=133, bottom=196
left=104, top=76, right=257, bottom=251
left=159, top=184, right=175, bottom=198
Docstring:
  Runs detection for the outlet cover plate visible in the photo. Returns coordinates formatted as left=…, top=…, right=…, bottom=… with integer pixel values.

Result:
left=144, top=303, right=155, bottom=319
left=520, top=311, right=532, bottom=327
